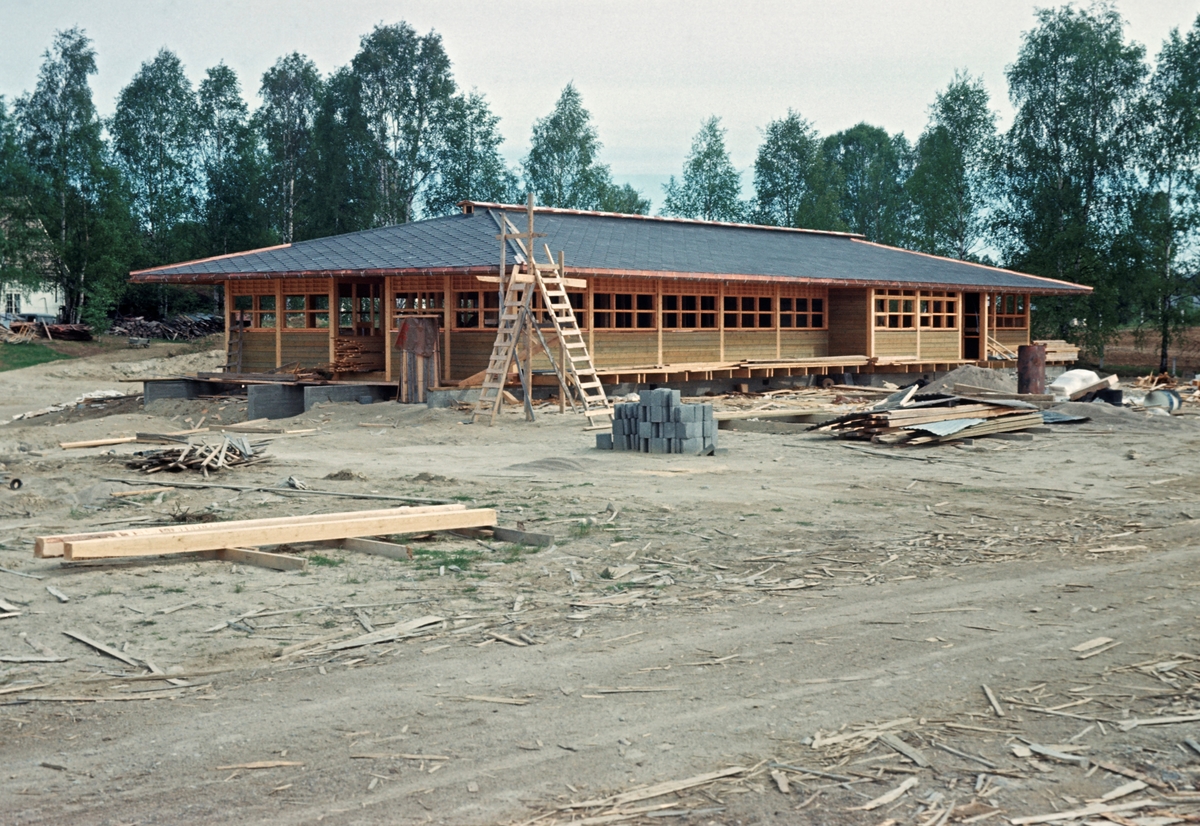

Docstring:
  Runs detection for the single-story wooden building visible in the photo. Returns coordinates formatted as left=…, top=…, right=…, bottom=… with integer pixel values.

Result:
left=130, top=202, right=1089, bottom=387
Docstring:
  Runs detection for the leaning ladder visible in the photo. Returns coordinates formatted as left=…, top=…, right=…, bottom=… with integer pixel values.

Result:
left=472, top=267, right=534, bottom=425
left=528, top=243, right=612, bottom=427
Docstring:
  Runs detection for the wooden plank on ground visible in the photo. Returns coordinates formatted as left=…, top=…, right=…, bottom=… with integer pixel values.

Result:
left=491, top=526, right=556, bottom=547
left=62, top=631, right=141, bottom=668
left=217, top=547, right=307, bottom=571
left=60, top=436, right=138, bottom=449
left=336, top=537, right=412, bottom=561
left=36, top=504, right=467, bottom=557
left=62, top=508, right=497, bottom=560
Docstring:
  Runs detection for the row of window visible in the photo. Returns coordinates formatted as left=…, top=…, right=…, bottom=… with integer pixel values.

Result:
left=232, top=289, right=1027, bottom=333
left=874, top=290, right=959, bottom=330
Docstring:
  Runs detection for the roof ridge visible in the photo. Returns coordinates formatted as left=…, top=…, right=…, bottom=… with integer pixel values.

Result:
left=463, top=201, right=866, bottom=240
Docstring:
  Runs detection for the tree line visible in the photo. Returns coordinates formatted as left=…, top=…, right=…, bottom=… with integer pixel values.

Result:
left=0, top=6, right=1198, bottom=369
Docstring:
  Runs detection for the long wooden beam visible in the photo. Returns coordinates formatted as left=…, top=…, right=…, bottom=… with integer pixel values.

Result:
left=62, top=508, right=496, bottom=560
left=36, top=504, right=468, bottom=558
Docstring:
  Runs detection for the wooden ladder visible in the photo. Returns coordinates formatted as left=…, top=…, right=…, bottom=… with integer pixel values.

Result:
left=471, top=267, right=534, bottom=425
left=529, top=243, right=612, bottom=427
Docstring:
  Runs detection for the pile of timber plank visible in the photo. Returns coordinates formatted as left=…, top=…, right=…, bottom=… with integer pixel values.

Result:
left=1035, top=339, right=1080, bottom=362
left=333, top=338, right=385, bottom=372
left=814, top=385, right=1043, bottom=445
left=35, top=504, right=497, bottom=566
left=109, top=313, right=224, bottom=340
left=125, top=436, right=268, bottom=476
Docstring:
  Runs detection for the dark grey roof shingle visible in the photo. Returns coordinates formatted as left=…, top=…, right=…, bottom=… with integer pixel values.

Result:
left=132, top=208, right=1088, bottom=294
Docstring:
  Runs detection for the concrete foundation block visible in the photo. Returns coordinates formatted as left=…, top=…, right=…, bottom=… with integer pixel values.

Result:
left=681, top=437, right=704, bottom=454
left=595, top=433, right=613, bottom=450
left=426, top=387, right=480, bottom=408
left=247, top=384, right=306, bottom=420
left=304, top=384, right=391, bottom=410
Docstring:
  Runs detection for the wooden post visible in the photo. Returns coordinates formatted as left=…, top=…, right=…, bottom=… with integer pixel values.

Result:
left=384, top=276, right=393, bottom=382
left=718, top=281, right=725, bottom=362
left=774, top=283, right=781, bottom=360
left=915, top=291, right=922, bottom=362
left=327, top=280, right=335, bottom=365
left=586, top=274, right=594, bottom=359
left=1017, top=343, right=1046, bottom=394
left=222, top=282, right=231, bottom=369
left=559, top=251, right=567, bottom=414
left=980, top=293, right=990, bottom=361
left=866, top=290, right=876, bottom=359
left=276, top=280, right=284, bottom=369
left=956, top=291, right=964, bottom=360
left=442, top=275, right=452, bottom=386
left=656, top=277, right=663, bottom=367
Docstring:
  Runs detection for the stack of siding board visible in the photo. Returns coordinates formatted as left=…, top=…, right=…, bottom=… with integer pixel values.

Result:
left=333, top=338, right=385, bottom=372
left=1035, top=339, right=1080, bottom=362
left=813, top=385, right=1043, bottom=445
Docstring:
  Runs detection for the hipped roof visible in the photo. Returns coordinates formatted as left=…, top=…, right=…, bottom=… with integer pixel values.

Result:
left=129, top=203, right=1091, bottom=295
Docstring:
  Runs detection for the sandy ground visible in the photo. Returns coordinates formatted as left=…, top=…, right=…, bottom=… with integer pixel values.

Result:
left=2, top=349, right=1200, bottom=825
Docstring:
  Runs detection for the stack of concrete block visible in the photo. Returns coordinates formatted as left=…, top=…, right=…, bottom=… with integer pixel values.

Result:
left=596, top=389, right=716, bottom=455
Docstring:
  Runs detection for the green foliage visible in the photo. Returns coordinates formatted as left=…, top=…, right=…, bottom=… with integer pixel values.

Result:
left=110, top=48, right=201, bottom=264
left=308, top=554, right=344, bottom=567
left=821, top=123, right=911, bottom=245
left=525, top=83, right=609, bottom=210
left=906, top=72, right=998, bottom=260
left=1131, top=14, right=1200, bottom=372
left=257, top=52, right=321, bottom=242
left=410, top=546, right=481, bottom=572
left=998, top=4, right=1147, bottom=353
left=424, top=90, right=518, bottom=216
left=16, top=28, right=135, bottom=324
left=662, top=117, right=745, bottom=222
left=597, top=181, right=650, bottom=215
left=753, top=110, right=839, bottom=229
left=352, top=22, right=456, bottom=226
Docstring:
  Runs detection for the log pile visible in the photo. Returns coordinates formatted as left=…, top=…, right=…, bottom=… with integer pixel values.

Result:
left=814, top=386, right=1044, bottom=445
left=109, top=314, right=224, bottom=341
left=333, top=338, right=385, bottom=372
left=125, top=436, right=268, bottom=476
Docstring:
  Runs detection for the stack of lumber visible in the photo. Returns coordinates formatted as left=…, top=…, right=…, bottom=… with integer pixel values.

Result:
left=125, top=436, right=268, bottom=476
left=814, top=385, right=1043, bottom=445
left=333, top=338, right=385, bottom=372
left=1035, top=339, right=1080, bottom=362
left=1, top=322, right=36, bottom=344
left=42, top=322, right=93, bottom=340
left=35, top=504, right=497, bottom=566
left=109, top=313, right=224, bottom=341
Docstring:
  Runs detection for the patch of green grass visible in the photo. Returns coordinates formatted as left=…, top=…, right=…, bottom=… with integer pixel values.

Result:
left=344, top=575, right=361, bottom=584
left=411, top=546, right=481, bottom=572
left=140, top=583, right=162, bottom=590
left=451, top=494, right=473, bottom=502
left=164, top=586, right=185, bottom=593
left=570, top=521, right=595, bottom=538
left=771, top=507, right=784, bottom=512
left=96, top=587, right=114, bottom=596
left=0, top=342, right=74, bottom=372
left=322, top=619, right=338, bottom=628
left=233, top=582, right=244, bottom=593
left=308, top=554, right=344, bottom=567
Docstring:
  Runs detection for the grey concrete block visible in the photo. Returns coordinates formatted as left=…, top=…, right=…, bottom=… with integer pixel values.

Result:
left=666, top=389, right=681, bottom=407
left=700, top=403, right=713, bottom=421
left=595, top=433, right=613, bottom=450
left=639, top=389, right=656, bottom=406
left=248, top=383, right=305, bottom=420
left=649, top=438, right=667, bottom=454
left=304, top=384, right=391, bottom=410
left=681, top=438, right=704, bottom=454
left=702, top=419, right=714, bottom=438
left=638, top=421, right=653, bottom=439
left=677, top=404, right=699, bottom=423
left=649, top=405, right=666, bottom=423
left=144, top=379, right=200, bottom=406
left=426, top=387, right=480, bottom=408
left=677, top=421, right=701, bottom=439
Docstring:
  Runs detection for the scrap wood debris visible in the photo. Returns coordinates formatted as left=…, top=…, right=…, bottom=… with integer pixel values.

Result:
left=125, top=436, right=268, bottom=475
left=813, top=386, right=1044, bottom=445
left=108, top=313, right=223, bottom=341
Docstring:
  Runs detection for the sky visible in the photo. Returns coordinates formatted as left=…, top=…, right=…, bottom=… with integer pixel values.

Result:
left=2, top=0, right=1197, bottom=211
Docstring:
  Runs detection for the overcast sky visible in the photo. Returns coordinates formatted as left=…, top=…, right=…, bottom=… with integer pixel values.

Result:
left=2, top=1, right=1197, bottom=210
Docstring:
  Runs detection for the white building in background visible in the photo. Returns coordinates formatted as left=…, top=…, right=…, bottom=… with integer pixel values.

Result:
left=2, top=282, right=60, bottom=322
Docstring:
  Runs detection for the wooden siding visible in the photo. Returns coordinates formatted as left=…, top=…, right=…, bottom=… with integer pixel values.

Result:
left=995, top=328, right=1030, bottom=348
left=919, top=330, right=959, bottom=361
left=239, top=331, right=275, bottom=372
left=280, top=331, right=330, bottom=366
left=827, top=289, right=869, bottom=356
left=724, top=330, right=779, bottom=361
left=874, top=330, right=918, bottom=358
left=662, top=330, right=720, bottom=364
left=593, top=331, right=657, bottom=368
left=779, top=330, right=827, bottom=359
left=448, top=331, right=493, bottom=380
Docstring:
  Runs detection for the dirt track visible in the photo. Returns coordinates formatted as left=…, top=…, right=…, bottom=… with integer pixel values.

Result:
left=3, top=346, right=1200, bottom=825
